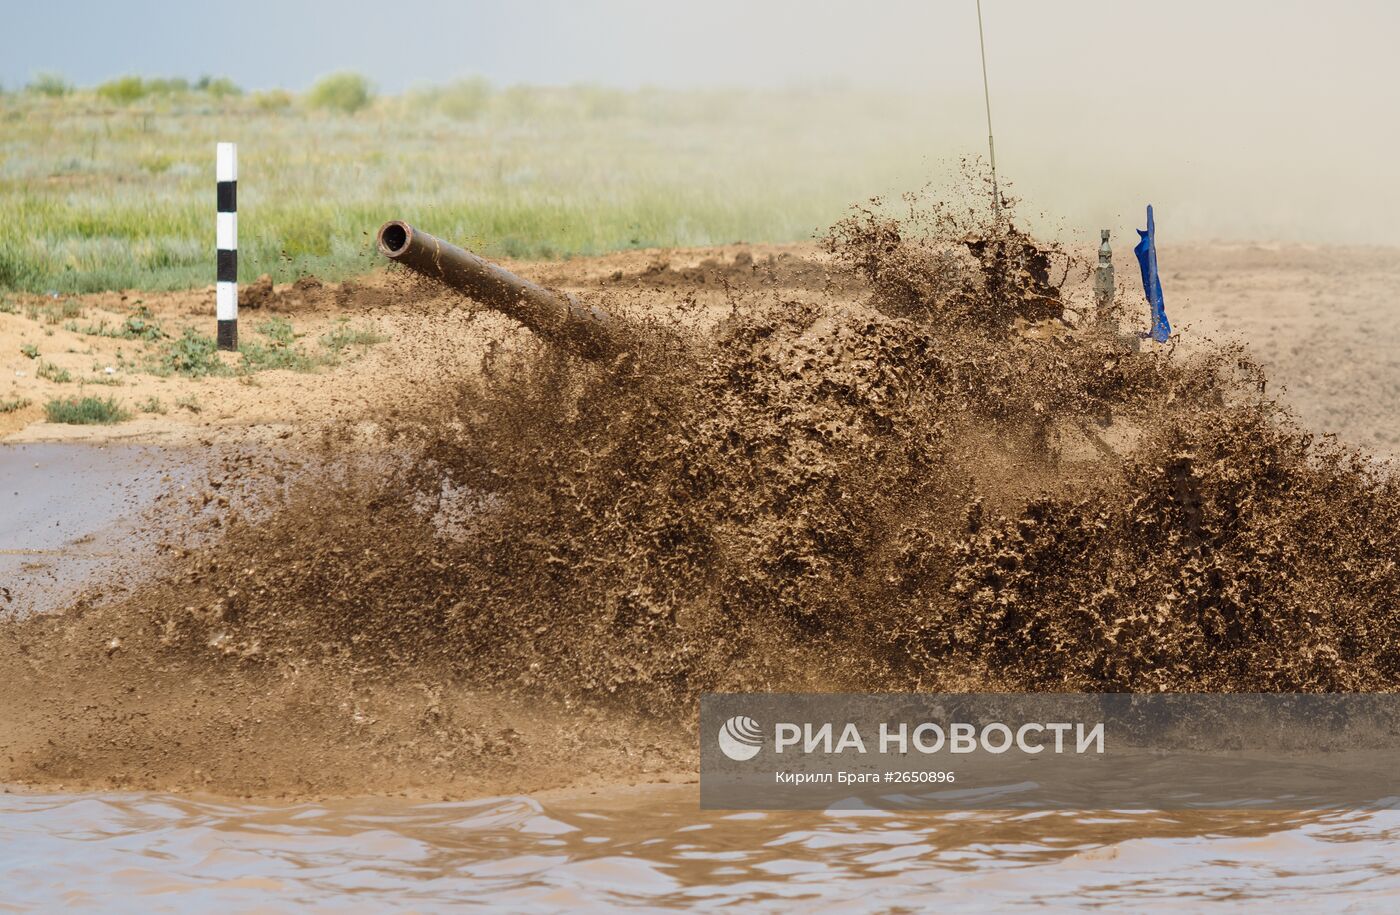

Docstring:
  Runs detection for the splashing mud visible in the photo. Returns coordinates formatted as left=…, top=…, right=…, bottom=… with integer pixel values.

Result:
left=5, top=186, right=1400, bottom=796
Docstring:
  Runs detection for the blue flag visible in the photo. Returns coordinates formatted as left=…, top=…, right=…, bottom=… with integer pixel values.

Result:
left=1133, top=205, right=1171, bottom=343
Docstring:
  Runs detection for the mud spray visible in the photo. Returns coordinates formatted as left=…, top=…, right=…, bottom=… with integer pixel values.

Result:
left=5, top=185, right=1400, bottom=797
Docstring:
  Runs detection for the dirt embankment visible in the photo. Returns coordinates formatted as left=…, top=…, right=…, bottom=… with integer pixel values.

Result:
left=5, top=200, right=1400, bottom=799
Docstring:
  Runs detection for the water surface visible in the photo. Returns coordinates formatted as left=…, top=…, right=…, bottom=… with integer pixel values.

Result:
left=4, top=787, right=1398, bottom=911
left=0, top=443, right=198, bottom=616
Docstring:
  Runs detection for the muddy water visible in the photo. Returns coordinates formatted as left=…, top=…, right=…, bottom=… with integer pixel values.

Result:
left=4, top=788, right=1400, bottom=911
left=0, top=443, right=198, bottom=616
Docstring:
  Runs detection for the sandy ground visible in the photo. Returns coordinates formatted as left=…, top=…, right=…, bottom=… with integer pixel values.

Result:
left=0, top=246, right=815, bottom=445
left=1164, top=243, right=1400, bottom=461
left=1, top=276, right=458, bottom=443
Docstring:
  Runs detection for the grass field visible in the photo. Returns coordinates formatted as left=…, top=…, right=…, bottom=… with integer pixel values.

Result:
left=0, top=79, right=950, bottom=294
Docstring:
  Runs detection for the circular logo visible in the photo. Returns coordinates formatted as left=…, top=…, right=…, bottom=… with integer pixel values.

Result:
left=717, top=715, right=763, bottom=761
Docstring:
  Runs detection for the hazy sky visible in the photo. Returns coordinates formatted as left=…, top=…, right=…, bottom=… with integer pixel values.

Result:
left=3, top=0, right=1395, bottom=97
left=4, top=1, right=1399, bottom=243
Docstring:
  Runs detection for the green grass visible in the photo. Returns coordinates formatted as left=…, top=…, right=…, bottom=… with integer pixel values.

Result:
left=0, top=397, right=32, bottom=414
left=0, top=81, right=954, bottom=294
left=43, top=395, right=129, bottom=424
left=136, top=317, right=370, bottom=377
left=117, top=307, right=165, bottom=340
left=138, top=396, right=167, bottom=414
left=238, top=343, right=319, bottom=372
left=20, top=343, right=39, bottom=359
left=228, top=317, right=387, bottom=372
left=156, top=327, right=223, bottom=377
left=22, top=300, right=85, bottom=325
left=36, top=360, right=71, bottom=383
left=237, top=316, right=320, bottom=372
left=305, top=73, right=372, bottom=114
left=79, top=307, right=167, bottom=341
left=26, top=73, right=72, bottom=97
left=318, top=319, right=387, bottom=359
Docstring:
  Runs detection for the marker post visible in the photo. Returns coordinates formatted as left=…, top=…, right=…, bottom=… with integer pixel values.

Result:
left=216, top=142, right=238, bottom=350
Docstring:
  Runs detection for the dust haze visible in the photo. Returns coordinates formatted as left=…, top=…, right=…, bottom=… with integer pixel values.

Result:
left=4, top=1, right=1397, bottom=244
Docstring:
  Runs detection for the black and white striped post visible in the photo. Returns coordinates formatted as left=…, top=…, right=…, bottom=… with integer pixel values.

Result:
left=216, top=141, right=238, bottom=350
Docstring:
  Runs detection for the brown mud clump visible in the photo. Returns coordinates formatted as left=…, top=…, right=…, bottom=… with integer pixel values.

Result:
left=5, top=187, right=1400, bottom=795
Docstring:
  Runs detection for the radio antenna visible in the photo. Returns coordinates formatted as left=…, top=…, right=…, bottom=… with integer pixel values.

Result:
left=975, top=0, right=1001, bottom=222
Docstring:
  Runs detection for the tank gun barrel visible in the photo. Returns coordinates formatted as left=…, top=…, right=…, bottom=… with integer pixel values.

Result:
left=376, top=220, right=620, bottom=360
